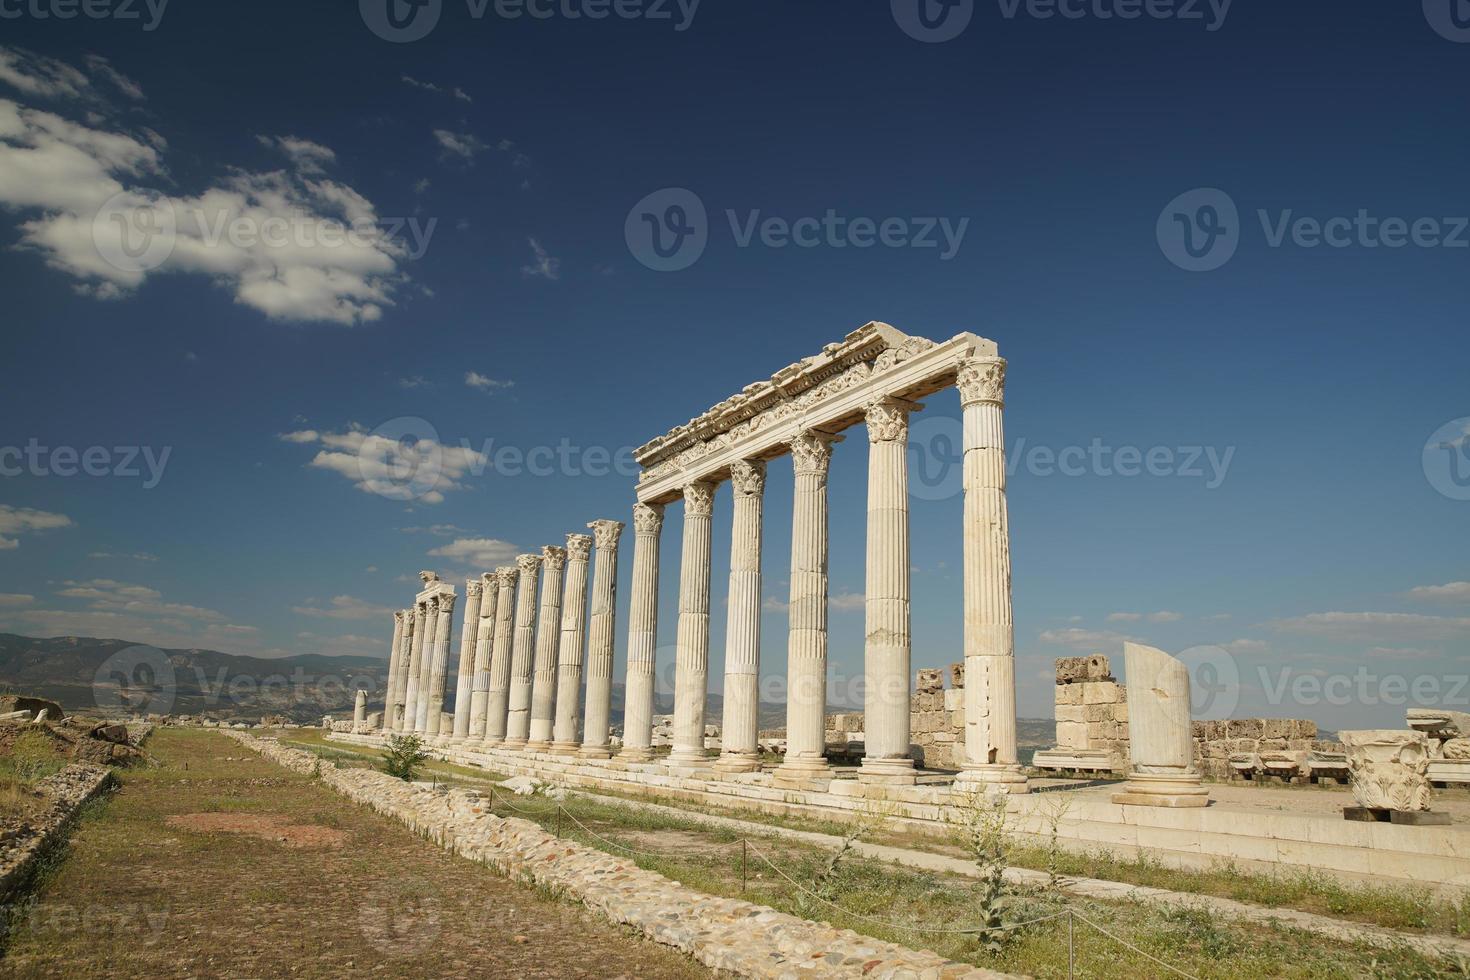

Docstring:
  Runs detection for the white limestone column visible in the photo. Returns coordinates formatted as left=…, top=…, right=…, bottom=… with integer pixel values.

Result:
left=716, top=460, right=766, bottom=775
left=1112, top=642, right=1208, bottom=807
left=954, top=357, right=1028, bottom=793
left=383, top=611, right=405, bottom=732
left=619, top=502, right=664, bottom=762
left=580, top=519, right=625, bottom=759
left=450, top=580, right=484, bottom=743
left=551, top=533, right=593, bottom=755
left=391, top=609, right=415, bottom=732
left=503, top=553, right=543, bottom=748
left=354, top=689, right=368, bottom=732
left=425, top=591, right=456, bottom=739
left=775, top=431, right=839, bottom=788
left=467, top=574, right=497, bottom=744
left=670, top=482, right=716, bottom=767
left=401, top=599, right=429, bottom=733
left=859, top=399, right=918, bottom=785
left=527, top=545, right=567, bottom=751
left=413, top=595, right=442, bottom=733
left=483, top=566, right=519, bottom=745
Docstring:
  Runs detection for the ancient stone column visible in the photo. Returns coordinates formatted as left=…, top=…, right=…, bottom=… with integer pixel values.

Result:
left=467, top=574, right=498, bottom=744
left=552, top=533, right=593, bottom=755
left=670, top=482, right=716, bottom=767
left=383, top=611, right=405, bottom=732
left=424, top=591, right=456, bottom=739
left=402, top=598, right=430, bottom=733
left=776, top=431, right=839, bottom=789
left=581, top=519, right=625, bottom=759
left=714, top=460, right=766, bottom=776
left=354, top=689, right=368, bottom=732
left=953, top=357, right=1028, bottom=794
left=527, top=545, right=567, bottom=751
left=503, top=553, right=543, bottom=748
left=483, top=566, right=519, bottom=745
left=859, top=400, right=918, bottom=785
left=450, top=580, right=484, bottom=743
left=391, top=609, right=415, bottom=732
left=1111, top=642, right=1208, bottom=807
left=619, top=502, right=664, bottom=762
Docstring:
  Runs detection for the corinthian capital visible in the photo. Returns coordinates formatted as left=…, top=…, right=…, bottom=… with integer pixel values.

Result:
left=682, top=481, right=716, bottom=517
left=864, top=398, right=913, bottom=444
left=957, top=357, right=1006, bottom=407
left=565, top=532, right=593, bottom=561
left=393, top=610, right=406, bottom=624
left=495, top=566, right=519, bottom=588
left=541, top=545, right=567, bottom=570
left=465, top=579, right=483, bottom=598
left=790, top=429, right=840, bottom=476
left=588, top=519, right=625, bottom=550
left=437, top=592, right=457, bottom=615
left=632, top=501, right=665, bottom=534
left=516, top=553, right=543, bottom=576
left=729, top=459, right=767, bottom=497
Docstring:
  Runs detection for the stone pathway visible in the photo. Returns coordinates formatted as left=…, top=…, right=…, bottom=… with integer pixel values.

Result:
left=0, top=729, right=706, bottom=979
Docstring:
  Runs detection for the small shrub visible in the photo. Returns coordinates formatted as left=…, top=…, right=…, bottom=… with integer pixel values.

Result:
left=381, top=734, right=428, bottom=782
left=950, top=789, right=1016, bottom=954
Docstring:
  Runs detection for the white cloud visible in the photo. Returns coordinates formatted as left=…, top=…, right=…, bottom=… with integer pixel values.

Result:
left=292, top=595, right=395, bottom=621
left=0, top=594, right=34, bottom=607
left=464, top=371, right=513, bottom=392
left=400, top=524, right=466, bottom=537
left=402, top=75, right=472, bottom=103
left=276, top=429, right=319, bottom=444
left=397, top=376, right=434, bottom=389
left=1406, top=582, right=1470, bottom=603
left=830, top=592, right=866, bottom=612
left=428, top=537, right=520, bottom=568
left=295, top=631, right=386, bottom=658
left=1106, top=610, right=1181, bottom=623
left=282, top=425, right=488, bottom=505
left=1267, top=611, right=1470, bottom=641
left=520, top=237, right=559, bottom=280
left=55, top=578, right=226, bottom=621
left=1105, top=612, right=1141, bottom=622
left=82, top=55, right=144, bottom=101
left=1038, top=627, right=1136, bottom=651
left=0, top=504, right=73, bottom=549
left=1148, top=611, right=1183, bottom=623
left=256, top=134, right=336, bottom=174
left=88, top=551, right=159, bottom=562
left=1222, top=638, right=1268, bottom=654
left=762, top=595, right=788, bottom=614
left=433, top=128, right=487, bottom=160
left=0, top=47, right=91, bottom=100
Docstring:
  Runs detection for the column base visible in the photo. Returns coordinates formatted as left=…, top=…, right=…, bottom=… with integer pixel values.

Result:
left=525, top=740, right=551, bottom=753
left=667, top=747, right=709, bottom=766
left=502, top=738, right=528, bottom=751
left=953, top=764, right=1030, bottom=795
left=618, top=746, right=654, bottom=763
left=858, top=757, right=917, bottom=786
left=713, top=751, right=762, bottom=775
left=549, top=741, right=582, bottom=757
left=772, top=757, right=832, bottom=790
left=1111, top=771, right=1209, bottom=808
left=578, top=744, right=613, bottom=760
left=482, top=737, right=505, bottom=749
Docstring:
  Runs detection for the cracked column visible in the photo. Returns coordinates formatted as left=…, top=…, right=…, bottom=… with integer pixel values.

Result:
left=383, top=611, right=405, bottom=732
left=1111, top=642, right=1208, bottom=807
left=450, top=579, right=484, bottom=743
left=504, top=553, right=543, bottom=748
left=775, top=431, right=839, bottom=789
left=670, top=481, right=716, bottom=767
left=527, top=545, right=567, bottom=751
left=581, top=519, right=625, bottom=759
left=391, top=609, right=414, bottom=732
left=858, top=399, right=921, bottom=785
left=424, top=590, right=456, bottom=739
left=716, top=460, right=766, bottom=776
left=619, top=502, right=664, bottom=762
left=466, top=573, right=498, bottom=744
left=551, top=533, right=593, bottom=755
left=954, top=357, right=1028, bottom=794
left=483, top=566, right=519, bottom=745
left=354, top=689, right=368, bottom=732
left=401, top=598, right=429, bottom=733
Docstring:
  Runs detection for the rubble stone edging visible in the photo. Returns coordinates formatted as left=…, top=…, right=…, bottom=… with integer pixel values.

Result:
left=0, top=764, right=115, bottom=905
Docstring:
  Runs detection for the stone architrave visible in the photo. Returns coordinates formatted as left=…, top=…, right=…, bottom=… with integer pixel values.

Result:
left=504, top=554, right=543, bottom=748
left=715, top=460, right=766, bottom=775
left=450, top=580, right=484, bottom=743
left=383, top=611, right=405, bottom=731
left=483, top=566, right=520, bottom=745
left=580, top=520, right=625, bottom=759
left=1340, top=730, right=1433, bottom=812
left=619, top=503, right=664, bottom=761
left=467, top=574, right=498, bottom=744
left=424, top=591, right=456, bottom=739
left=1111, top=642, right=1209, bottom=808
left=670, top=481, right=716, bottom=767
left=775, top=432, right=840, bottom=789
left=527, top=546, right=567, bottom=751
left=552, top=533, right=593, bottom=755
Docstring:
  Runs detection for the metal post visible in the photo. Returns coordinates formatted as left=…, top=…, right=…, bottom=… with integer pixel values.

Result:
left=1067, top=909, right=1075, bottom=979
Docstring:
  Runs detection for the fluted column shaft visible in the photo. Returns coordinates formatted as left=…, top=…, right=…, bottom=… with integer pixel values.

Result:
left=670, top=482, right=716, bottom=766
left=504, top=554, right=543, bottom=747
left=860, top=400, right=916, bottom=783
left=484, top=567, right=519, bottom=744
left=581, top=520, right=625, bottom=758
left=552, top=534, right=593, bottom=754
left=424, top=592, right=456, bottom=737
left=776, top=432, right=838, bottom=787
left=527, top=546, right=567, bottom=750
left=451, top=582, right=484, bottom=742
left=401, top=601, right=429, bottom=733
left=956, top=357, right=1027, bottom=792
left=717, top=460, right=766, bottom=774
left=391, top=610, right=414, bottom=731
left=619, top=503, right=664, bottom=761
left=383, top=612, right=404, bottom=731
left=467, top=576, right=497, bottom=744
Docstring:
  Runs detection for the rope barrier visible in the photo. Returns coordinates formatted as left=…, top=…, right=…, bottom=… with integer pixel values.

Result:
left=1068, top=909, right=1203, bottom=980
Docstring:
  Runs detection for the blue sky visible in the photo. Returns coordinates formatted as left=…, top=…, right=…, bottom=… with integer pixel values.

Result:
left=0, top=1, right=1466, bottom=728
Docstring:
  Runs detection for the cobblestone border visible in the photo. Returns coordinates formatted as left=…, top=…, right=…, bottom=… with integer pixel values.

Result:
left=0, top=764, right=115, bottom=907
left=227, top=732, right=1020, bottom=979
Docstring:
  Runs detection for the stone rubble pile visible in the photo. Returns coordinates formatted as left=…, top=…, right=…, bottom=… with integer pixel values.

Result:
left=0, top=764, right=114, bottom=903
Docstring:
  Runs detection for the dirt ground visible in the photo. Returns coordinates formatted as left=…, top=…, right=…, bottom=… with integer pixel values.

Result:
left=0, top=729, right=708, bottom=979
